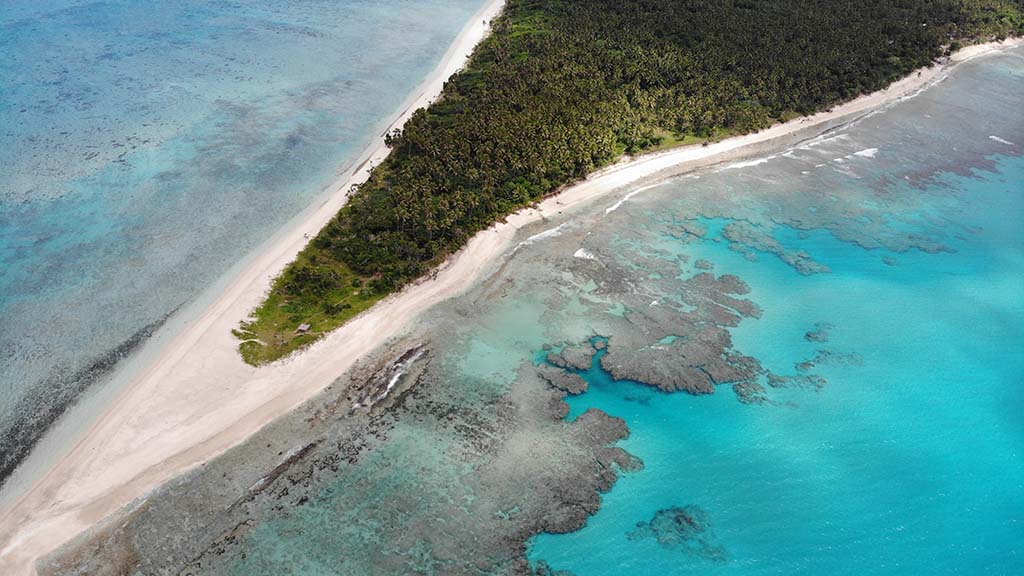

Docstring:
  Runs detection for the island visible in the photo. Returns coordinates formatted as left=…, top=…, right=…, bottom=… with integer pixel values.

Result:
left=236, top=0, right=1024, bottom=364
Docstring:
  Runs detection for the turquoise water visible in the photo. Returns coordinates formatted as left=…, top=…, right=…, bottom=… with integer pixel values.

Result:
left=201, top=49, right=1023, bottom=574
left=0, top=0, right=487, bottom=482
left=45, top=44, right=1022, bottom=575
left=529, top=53, right=1024, bottom=574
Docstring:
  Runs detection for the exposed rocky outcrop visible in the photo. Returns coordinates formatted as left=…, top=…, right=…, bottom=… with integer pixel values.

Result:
left=537, top=364, right=589, bottom=395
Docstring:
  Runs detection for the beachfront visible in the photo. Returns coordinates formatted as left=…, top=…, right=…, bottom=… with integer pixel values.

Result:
left=1, top=3, right=1020, bottom=571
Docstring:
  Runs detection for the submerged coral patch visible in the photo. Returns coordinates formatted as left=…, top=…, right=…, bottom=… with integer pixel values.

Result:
left=627, top=506, right=728, bottom=563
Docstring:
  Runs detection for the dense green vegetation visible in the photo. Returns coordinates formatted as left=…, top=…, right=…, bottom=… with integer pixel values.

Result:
left=238, top=0, right=1023, bottom=364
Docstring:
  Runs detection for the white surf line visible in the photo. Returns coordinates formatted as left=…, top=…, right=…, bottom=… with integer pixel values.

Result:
left=376, top=348, right=426, bottom=403
left=799, top=146, right=880, bottom=172
left=989, top=135, right=1016, bottom=146
left=605, top=182, right=660, bottom=214
left=573, top=248, right=598, bottom=260
left=720, top=155, right=777, bottom=170
left=514, top=221, right=569, bottom=251
left=797, top=132, right=852, bottom=150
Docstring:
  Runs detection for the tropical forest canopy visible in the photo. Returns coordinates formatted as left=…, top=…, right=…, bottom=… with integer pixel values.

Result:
left=237, top=0, right=1023, bottom=364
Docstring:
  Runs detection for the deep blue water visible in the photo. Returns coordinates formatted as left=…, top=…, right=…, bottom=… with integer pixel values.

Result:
left=0, top=0, right=487, bottom=481
left=529, top=51, right=1024, bottom=574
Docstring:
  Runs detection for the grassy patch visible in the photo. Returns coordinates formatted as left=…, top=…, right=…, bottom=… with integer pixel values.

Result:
left=236, top=248, right=385, bottom=365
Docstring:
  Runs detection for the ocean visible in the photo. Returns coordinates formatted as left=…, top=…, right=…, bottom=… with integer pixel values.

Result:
left=528, top=49, right=1024, bottom=575
left=34, top=41, right=1023, bottom=576
left=0, top=0, right=489, bottom=488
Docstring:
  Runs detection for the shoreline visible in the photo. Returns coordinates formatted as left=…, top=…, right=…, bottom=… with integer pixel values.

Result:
left=1, top=28, right=1019, bottom=574
left=0, top=0, right=507, bottom=571
left=0, top=0, right=505, bottom=512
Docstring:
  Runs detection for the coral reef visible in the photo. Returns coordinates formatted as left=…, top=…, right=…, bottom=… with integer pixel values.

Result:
left=627, top=505, right=728, bottom=563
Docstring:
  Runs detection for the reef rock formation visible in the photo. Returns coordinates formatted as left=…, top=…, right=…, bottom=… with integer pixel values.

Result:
left=627, top=505, right=728, bottom=563
left=41, top=348, right=640, bottom=576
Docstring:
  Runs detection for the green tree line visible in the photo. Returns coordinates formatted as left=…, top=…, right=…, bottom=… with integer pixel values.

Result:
left=238, top=0, right=1023, bottom=364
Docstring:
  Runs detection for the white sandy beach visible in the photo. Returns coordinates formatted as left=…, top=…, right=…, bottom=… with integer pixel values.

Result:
left=0, top=13, right=1019, bottom=571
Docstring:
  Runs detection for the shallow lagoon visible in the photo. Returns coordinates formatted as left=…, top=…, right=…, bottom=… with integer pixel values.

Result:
left=0, top=0, right=488, bottom=483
